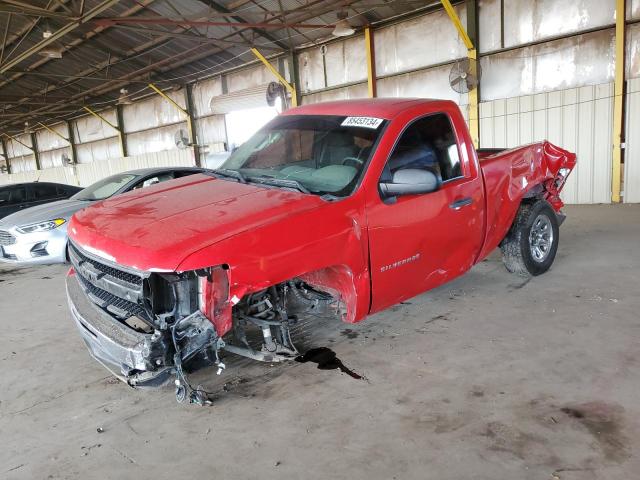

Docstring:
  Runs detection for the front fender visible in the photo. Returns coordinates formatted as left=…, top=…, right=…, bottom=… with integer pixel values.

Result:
left=177, top=198, right=371, bottom=336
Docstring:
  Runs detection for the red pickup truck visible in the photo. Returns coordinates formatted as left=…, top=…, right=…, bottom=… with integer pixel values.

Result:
left=66, top=99, right=576, bottom=401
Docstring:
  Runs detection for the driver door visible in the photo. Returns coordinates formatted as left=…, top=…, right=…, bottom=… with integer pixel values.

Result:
left=367, top=112, right=484, bottom=313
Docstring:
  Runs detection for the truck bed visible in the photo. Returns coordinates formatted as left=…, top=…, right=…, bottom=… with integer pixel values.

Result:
left=477, top=141, right=577, bottom=261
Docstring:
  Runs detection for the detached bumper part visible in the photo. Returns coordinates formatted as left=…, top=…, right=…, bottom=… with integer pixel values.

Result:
left=66, top=273, right=172, bottom=387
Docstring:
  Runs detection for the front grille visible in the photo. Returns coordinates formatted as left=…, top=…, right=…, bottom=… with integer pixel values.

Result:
left=0, top=230, right=15, bottom=246
left=69, top=243, right=142, bottom=287
left=69, top=241, right=151, bottom=323
left=77, top=274, right=152, bottom=322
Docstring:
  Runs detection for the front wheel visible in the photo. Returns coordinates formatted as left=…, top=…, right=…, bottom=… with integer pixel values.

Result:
left=500, top=200, right=560, bottom=276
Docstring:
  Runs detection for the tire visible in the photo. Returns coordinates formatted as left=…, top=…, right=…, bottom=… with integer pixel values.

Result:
left=500, top=200, right=559, bottom=277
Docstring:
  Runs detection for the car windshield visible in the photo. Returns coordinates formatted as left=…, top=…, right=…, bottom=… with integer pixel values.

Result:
left=218, top=114, right=386, bottom=197
left=72, top=173, right=137, bottom=201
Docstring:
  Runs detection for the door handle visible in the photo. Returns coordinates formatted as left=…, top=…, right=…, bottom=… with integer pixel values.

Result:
left=449, top=197, right=473, bottom=210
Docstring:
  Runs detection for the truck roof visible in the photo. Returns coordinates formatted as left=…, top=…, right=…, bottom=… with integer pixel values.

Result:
left=284, top=98, right=454, bottom=120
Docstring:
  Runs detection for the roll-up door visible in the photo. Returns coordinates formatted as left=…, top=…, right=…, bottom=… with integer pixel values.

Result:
left=209, top=84, right=270, bottom=114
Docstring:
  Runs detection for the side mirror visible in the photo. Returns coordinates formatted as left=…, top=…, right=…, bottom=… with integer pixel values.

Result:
left=379, top=168, right=440, bottom=198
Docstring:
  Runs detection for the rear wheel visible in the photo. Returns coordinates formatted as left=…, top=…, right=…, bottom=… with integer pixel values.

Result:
left=500, top=200, right=560, bottom=276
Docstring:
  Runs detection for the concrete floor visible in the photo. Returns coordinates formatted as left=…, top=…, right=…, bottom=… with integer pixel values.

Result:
left=1, top=205, right=639, bottom=480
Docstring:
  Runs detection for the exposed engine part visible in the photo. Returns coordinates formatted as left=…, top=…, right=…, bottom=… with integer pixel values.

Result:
left=222, top=281, right=339, bottom=363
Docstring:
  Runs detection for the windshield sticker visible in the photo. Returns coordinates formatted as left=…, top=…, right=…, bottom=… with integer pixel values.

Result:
left=341, top=116, right=383, bottom=129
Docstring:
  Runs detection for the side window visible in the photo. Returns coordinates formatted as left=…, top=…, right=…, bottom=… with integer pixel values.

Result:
left=132, top=173, right=175, bottom=190
left=57, top=185, right=71, bottom=197
left=1, top=186, right=27, bottom=205
left=384, top=113, right=463, bottom=182
left=33, top=183, right=59, bottom=200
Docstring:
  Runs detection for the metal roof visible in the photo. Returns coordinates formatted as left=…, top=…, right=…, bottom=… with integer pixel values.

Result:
left=0, top=0, right=450, bottom=134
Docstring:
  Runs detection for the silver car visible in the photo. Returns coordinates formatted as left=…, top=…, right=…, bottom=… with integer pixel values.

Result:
left=0, top=167, right=205, bottom=265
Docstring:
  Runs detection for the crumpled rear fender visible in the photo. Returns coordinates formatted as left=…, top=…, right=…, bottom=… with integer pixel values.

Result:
left=478, top=141, right=576, bottom=260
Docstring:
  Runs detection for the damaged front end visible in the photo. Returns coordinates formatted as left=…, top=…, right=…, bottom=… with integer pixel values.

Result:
left=66, top=241, right=339, bottom=403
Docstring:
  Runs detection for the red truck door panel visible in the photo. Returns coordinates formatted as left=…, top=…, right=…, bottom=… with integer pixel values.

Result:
left=367, top=112, right=484, bottom=313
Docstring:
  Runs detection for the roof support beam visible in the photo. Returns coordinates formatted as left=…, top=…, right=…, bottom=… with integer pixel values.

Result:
left=0, top=0, right=120, bottom=74
left=194, top=0, right=290, bottom=50
left=93, top=17, right=334, bottom=30
left=105, top=24, right=282, bottom=50
left=612, top=0, right=626, bottom=203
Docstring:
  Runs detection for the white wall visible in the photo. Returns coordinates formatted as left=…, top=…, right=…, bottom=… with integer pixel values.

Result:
left=1, top=0, right=639, bottom=203
left=0, top=149, right=196, bottom=187
left=480, top=83, right=614, bottom=204
left=625, top=78, right=640, bottom=203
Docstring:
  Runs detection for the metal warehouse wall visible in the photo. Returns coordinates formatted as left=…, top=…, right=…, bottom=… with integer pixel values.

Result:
left=626, top=78, right=640, bottom=202
left=480, top=84, right=614, bottom=204
left=1, top=0, right=639, bottom=204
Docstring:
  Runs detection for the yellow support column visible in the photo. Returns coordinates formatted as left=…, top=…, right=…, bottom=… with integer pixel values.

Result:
left=365, top=26, right=377, bottom=98
left=612, top=0, right=626, bottom=203
left=251, top=48, right=297, bottom=107
left=441, top=0, right=479, bottom=148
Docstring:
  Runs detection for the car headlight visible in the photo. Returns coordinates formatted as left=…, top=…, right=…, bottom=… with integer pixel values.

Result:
left=16, top=218, right=66, bottom=234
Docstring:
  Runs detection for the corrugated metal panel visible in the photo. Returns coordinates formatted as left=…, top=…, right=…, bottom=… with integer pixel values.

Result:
left=503, top=0, right=614, bottom=48
left=624, top=78, right=640, bottom=203
left=209, top=84, right=270, bottom=114
left=628, top=23, right=640, bottom=79
left=193, top=77, right=223, bottom=118
left=324, top=36, right=367, bottom=87
left=36, top=123, right=69, bottom=152
left=73, top=109, right=118, bottom=144
left=123, top=89, right=187, bottom=134
left=126, top=122, right=189, bottom=156
left=374, top=5, right=467, bottom=77
left=377, top=64, right=469, bottom=106
left=6, top=133, right=33, bottom=158
left=479, top=0, right=501, bottom=53
left=40, top=148, right=72, bottom=169
left=0, top=166, right=77, bottom=186
left=75, top=149, right=196, bottom=187
left=6, top=156, right=37, bottom=173
left=301, top=83, right=368, bottom=104
left=480, top=29, right=615, bottom=101
left=195, top=115, right=227, bottom=152
left=76, top=137, right=121, bottom=164
left=1, top=150, right=196, bottom=187
left=480, top=83, right=613, bottom=204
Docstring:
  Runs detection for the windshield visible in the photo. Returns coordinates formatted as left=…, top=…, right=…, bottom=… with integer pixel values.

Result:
left=72, top=173, right=137, bottom=201
left=219, top=114, right=386, bottom=197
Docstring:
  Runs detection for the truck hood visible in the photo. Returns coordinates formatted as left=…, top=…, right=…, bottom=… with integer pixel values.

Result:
left=68, top=174, right=326, bottom=272
left=0, top=198, right=91, bottom=229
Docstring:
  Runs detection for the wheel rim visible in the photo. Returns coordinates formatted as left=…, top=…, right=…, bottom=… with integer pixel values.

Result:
left=528, top=214, right=553, bottom=262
